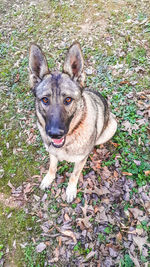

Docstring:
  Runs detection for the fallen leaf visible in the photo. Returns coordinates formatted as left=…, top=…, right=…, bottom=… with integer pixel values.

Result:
left=108, top=247, right=118, bottom=258
left=76, top=220, right=85, bottom=230
left=60, top=230, right=77, bottom=243
left=101, top=166, right=111, bottom=179
left=128, top=208, right=143, bottom=219
left=144, top=170, right=150, bottom=176
left=110, top=141, right=119, bottom=147
left=94, top=186, right=110, bottom=195
left=122, top=172, right=133, bottom=176
left=64, top=213, right=71, bottom=221
left=74, top=197, right=81, bottom=204
left=116, top=232, right=122, bottom=242
left=119, top=80, right=131, bottom=85
left=83, top=251, right=96, bottom=262
left=58, top=236, right=62, bottom=247
left=122, top=120, right=138, bottom=135
left=36, top=242, right=46, bottom=253
left=94, top=206, right=99, bottom=213
left=24, top=183, right=33, bottom=194
left=133, top=235, right=148, bottom=252
left=96, top=209, right=108, bottom=223
left=53, top=247, right=59, bottom=261
left=84, top=186, right=110, bottom=196
left=77, top=216, right=92, bottom=229
left=113, top=170, right=118, bottom=178
left=56, top=227, right=77, bottom=243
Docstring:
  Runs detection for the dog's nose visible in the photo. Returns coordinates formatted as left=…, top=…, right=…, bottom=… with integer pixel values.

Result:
left=47, top=128, right=65, bottom=139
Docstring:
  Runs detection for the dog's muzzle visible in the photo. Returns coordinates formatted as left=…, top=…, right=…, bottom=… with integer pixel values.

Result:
left=46, top=127, right=66, bottom=148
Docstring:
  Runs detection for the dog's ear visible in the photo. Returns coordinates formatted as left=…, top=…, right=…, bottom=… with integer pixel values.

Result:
left=63, top=42, right=85, bottom=88
left=29, top=44, right=49, bottom=92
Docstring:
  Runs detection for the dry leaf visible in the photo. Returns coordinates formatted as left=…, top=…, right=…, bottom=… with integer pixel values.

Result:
left=36, top=242, right=46, bottom=253
left=58, top=236, right=62, bottom=247
left=122, top=172, right=133, bottom=176
left=64, top=213, right=71, bottom=221
left=119, top=80, right=131, bottom=85
left=116, top=232, right=122, bottom=242
left=144, top=170, right=150, bottom=176
left=83, top=251, right=96, bottom=262
left=24, top=183, right=32, bottom=194
left=94, top=206, right=99, bottom=213
left=56, top=227, right=77, bottom=243
left=128, top=208, right=143, bottom=219
left=74, top=197, right=81, bottom=204
left=101, top=166, right=111, bottom=179
left=60, top=230, right=77, bottom=243
left=113, top=170, right=118, bottom=178
left=76, top=220, right=85, bottom=230
left=54, top=247, right=59, bottom=260
left=77, top=216, right=92, bottom=229
left=84, top=186, right=109, bottom=196
left=81, top=202, right=88, bottom=217
left=133, top=235, right=148, bottom=252
left=94, top=186, right=110, bottom=195
left=48, top=247, right=59, bottom=263
left=110, top=141, right=119, bottom=147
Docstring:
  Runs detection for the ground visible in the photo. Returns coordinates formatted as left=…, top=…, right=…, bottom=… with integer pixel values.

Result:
left=0, top=0, right=150, bottom=266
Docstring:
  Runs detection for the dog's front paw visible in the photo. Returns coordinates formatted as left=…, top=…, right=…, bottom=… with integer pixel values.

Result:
left=40, top=173, right=54, bottom=190
left=66, top=185, right=77, bottom=203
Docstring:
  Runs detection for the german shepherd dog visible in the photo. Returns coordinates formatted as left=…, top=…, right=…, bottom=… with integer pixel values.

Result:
left=29, top=42, right=117, bottom=203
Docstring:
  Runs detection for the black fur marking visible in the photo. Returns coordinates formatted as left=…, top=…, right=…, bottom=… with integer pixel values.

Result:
left=86, top=89, right=109, bottom=131
left=51, top=73, right=61, bottom=87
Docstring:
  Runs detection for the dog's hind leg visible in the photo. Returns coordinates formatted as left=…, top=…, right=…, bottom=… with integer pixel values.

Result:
left=66, top=156, right=88, bottom=203
left=40, top=154, right=58, bottom=190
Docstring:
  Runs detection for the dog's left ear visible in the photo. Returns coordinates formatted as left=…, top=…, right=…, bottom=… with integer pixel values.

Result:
left=63, top=42, right=85, bottom=88
left=29, top=44, right=50, bottom=92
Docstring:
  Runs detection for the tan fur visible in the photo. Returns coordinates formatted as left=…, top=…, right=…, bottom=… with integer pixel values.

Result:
left=29, top=42, right=117, bottom=203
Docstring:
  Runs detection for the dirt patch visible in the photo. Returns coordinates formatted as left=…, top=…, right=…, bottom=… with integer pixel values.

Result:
left=0, top=193, right=21, bottom=208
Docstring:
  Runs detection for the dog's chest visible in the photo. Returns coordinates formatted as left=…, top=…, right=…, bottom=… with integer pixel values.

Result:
left=48, top=134, right=95, bottom=162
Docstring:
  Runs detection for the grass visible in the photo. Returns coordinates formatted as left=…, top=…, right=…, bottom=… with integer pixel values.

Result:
left=0, top=204, right=42, bottom=266
left=121, top=254, right=134, bottom=267
left=0, top=0, right=149, bottom=265
left=24, top=243, right=46, bottom=267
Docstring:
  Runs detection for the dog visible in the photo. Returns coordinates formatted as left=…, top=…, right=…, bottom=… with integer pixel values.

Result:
left=29, top=42, right=117, bottom=203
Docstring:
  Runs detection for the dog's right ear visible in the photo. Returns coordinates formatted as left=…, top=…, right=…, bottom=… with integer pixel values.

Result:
left=29, top=44, right=49, bottom=94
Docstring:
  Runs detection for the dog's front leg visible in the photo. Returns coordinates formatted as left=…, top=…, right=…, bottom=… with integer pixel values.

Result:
left=66, top=157, right=88, bottom=203
left=40, top=154, right=58, bottom=190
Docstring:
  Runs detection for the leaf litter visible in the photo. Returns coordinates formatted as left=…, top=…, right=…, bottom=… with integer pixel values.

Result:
left=6, top=159, right=148, bottom=265
left=0, top=0, right=150, bottom=265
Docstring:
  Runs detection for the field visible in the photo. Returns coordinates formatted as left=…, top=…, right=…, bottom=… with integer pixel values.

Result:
left=0, top=0, right=149, bottom=266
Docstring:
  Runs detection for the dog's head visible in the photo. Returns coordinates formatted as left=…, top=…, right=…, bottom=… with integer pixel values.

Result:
left=29, top=42, right=85, bottom=148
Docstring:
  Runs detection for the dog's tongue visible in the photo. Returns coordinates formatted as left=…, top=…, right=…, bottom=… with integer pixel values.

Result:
left=52, top=137, right=64, bottom=145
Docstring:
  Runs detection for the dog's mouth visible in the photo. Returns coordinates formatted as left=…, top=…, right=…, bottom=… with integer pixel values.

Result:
left=51, top=136, right=66, bottom=148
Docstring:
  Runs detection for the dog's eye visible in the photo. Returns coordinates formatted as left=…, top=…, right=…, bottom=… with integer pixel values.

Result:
left=41, top=97, right=49, bottom=105
left=64, top=97, right=72, bottom=105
